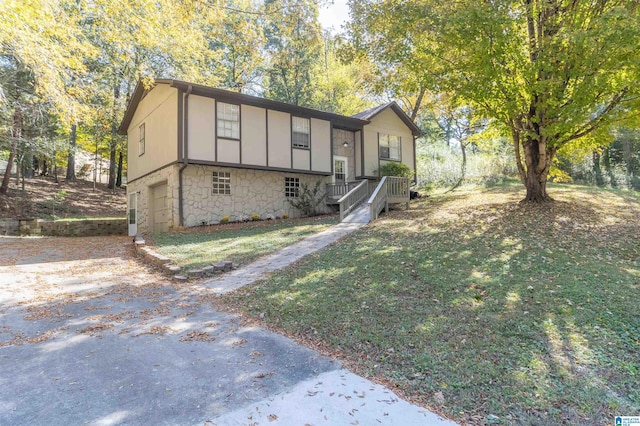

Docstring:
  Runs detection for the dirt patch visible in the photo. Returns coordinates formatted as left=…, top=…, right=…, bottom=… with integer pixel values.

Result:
left=0, top=176, right=126, bottom=220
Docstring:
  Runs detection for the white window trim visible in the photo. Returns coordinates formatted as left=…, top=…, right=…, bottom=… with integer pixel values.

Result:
left=379, top=133, right=401, bottom=161
left=138, top=123, right=145, bottom=156
left=292, top=116, right=310, bottom=149
left=217, top=102, right=240, bottom=140
left=285, top=176, right=300, bottom=198
left=212, top=171, right=231, bottom=195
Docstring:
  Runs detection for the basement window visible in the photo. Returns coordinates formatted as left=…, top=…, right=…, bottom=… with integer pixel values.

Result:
left=285, top=177, right=300, bottom=198
left=212, top=171, right=231, bottom=195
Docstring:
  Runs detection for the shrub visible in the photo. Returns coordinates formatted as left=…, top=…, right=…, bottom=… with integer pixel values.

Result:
left=220, top=216, right=230, bottom=224
left=251, top=213, right=260, bottom=221
left=380, top=162, right=413, bottom=178
left=281, top=213, right=289, bottom=219
left=286, top=180, right=324, bottom=217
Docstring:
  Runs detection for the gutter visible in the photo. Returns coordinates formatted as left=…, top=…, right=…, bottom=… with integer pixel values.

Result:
left=178, top=85, right=193, bottom=227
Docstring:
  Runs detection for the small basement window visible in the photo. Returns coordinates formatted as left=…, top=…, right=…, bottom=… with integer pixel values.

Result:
left=285, top=177, right=300, bottom=198
left=212, top=171, right=231, bottom=195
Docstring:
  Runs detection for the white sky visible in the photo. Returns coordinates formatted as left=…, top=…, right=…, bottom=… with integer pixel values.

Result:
left=318, top=0, right=351, bottom=34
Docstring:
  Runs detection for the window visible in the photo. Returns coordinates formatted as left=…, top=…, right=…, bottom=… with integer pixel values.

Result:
left=379, top=133, right=401, bottom=161
left=292, top=116, right=310, bottom=149
left=138, top=123, right=145, bottom=156
left=285, top=177, right=300, bottom=198
left=212, top=171, right=231, bottom=195
left=217, top=102, right=240, bottom=139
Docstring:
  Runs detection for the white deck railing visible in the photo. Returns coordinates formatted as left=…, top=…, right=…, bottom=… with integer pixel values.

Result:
left=366, top=176, right=411, bottom=221
left=337, top=180, right=369, bottom=221
left=325, top=181, right=360, bottom=200
left=367, top=176, right=388, bottom=221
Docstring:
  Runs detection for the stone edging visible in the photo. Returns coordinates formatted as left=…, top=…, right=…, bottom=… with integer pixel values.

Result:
left=132, top=235, right=235, bottom=281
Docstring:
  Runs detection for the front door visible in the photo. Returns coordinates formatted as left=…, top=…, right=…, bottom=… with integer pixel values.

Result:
left=333, top=156, right=348, bottom=183
left=128, top=192, right=137, bottom=236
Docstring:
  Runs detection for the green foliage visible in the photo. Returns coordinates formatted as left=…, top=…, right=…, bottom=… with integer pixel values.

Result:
left=264, top=0, right=322, bottom=106
left=379, top=162, right=412, bottom=178
left=286, top=180, right=324, bottom=217
left=251, top=213, right=260, bottom=221
left=220, top=215, right=230, bottom=224
left=281, top=213, right=289, bottom=219
left=350, top=0, right=640, bottom=199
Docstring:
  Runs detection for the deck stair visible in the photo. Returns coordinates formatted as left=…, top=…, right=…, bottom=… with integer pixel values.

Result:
left=327, top=176, right=410, bottom=223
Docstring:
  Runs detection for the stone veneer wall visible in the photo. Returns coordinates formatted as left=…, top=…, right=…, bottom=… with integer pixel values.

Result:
left=332, top=128, right=356, bottom=181
left=126, top=164, right=180, bottom=233
left=3, top=218, right=126, bottom=236
left=181, top=165, right=333, bottom=227
left=39, top=219, right=127, bottom=236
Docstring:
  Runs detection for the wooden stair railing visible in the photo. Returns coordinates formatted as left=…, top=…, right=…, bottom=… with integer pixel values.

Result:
left=337, top=180, right=369, bottom=221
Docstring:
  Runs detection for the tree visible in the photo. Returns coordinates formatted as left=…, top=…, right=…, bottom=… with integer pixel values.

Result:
left=264, top=0, right=323, bottom=105
left=349, top=0, right=640, bottom=201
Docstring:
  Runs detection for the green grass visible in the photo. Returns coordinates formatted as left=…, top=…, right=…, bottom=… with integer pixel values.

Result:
left=222, top=184, right=640, bottom=425
left=149, top=215, right=338, bottom=270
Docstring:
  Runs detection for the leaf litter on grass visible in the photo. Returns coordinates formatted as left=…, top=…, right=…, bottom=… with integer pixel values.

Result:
left=222, top=183, right=640, bottom=426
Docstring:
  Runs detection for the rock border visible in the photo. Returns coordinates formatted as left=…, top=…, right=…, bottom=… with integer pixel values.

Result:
left=132, top=235, right=234, bottom=281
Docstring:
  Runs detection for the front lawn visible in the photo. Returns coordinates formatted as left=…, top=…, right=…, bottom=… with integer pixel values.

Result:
left=149, top=215, right=338, bottom=270
left=222, top=184, right=640, bottom=425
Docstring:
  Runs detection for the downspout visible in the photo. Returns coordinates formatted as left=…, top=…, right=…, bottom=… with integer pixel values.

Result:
left=178, top=85, right=193, bottom=227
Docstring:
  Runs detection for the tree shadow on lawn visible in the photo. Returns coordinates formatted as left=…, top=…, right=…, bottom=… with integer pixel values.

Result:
left=225, top=188, right=640, bottom=425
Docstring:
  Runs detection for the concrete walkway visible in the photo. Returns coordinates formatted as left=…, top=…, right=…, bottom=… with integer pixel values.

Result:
left=203, top=222, right=368, bottom=294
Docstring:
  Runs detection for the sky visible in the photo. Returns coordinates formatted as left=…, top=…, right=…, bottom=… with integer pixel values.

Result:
left=318, top=0, right=351, bottom=34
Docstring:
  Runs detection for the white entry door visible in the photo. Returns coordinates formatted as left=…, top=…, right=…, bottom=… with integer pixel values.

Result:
left=128, top=192, right=137, bottom=236
left=333, top=156, right=348, bottom=183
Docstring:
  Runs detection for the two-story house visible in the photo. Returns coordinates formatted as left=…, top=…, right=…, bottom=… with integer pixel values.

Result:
left=119, top=79, right=421, bottom=235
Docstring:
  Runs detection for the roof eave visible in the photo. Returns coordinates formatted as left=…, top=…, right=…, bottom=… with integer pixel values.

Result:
left=118, top=79, right=369, bottom=135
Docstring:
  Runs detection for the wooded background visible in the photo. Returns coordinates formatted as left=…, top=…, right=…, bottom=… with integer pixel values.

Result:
left=1, top=0, right=639, bottom=199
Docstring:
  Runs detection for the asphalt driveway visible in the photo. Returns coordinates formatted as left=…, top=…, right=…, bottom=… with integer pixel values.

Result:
left=0, top=236, right=455, bottom=425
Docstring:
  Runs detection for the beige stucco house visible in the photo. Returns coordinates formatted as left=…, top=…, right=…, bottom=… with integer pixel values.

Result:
left=119, top=79, right=421, bottom=234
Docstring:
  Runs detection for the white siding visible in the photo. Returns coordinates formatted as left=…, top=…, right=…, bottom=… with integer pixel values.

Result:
left=127, top=85, right=178, bottom=181
left=310, top=118, right=331, bottom=173
left=188, top=95, right=215, bottom=162
left=267, top=110, right=291, bottom=169
left=241, top=105, right=267, bottom=166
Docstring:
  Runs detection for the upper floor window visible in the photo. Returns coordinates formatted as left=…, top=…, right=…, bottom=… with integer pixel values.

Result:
left=138, top=123, right=145, bottom=156
left=217, top=102, right=240, bottom=139
left=292, top=116, right=310, bottom=149
left=379, top=133, right=401, bottom=161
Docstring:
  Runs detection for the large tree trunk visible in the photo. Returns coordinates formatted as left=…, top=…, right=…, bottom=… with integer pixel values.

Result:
left=108, top=83, right=120, bottom=189
left=592, top=150, right=604, bottom=186
left=0, top=106, right=22, bottom=195
left=521, top=136, right=554, bottom=202
left=66, top=123, right=77, bottom=180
